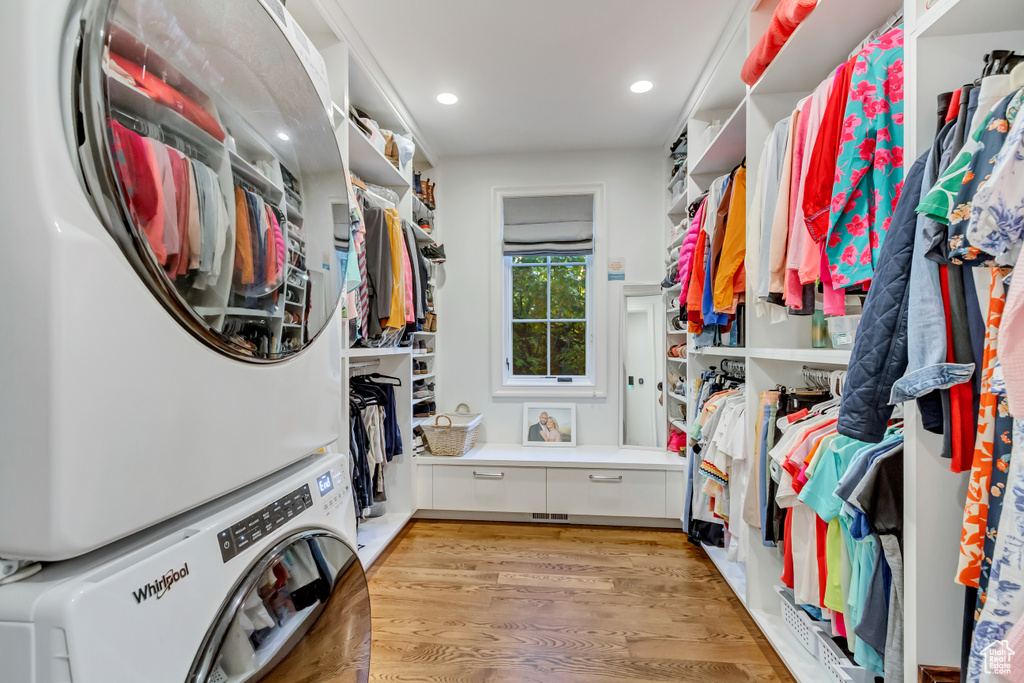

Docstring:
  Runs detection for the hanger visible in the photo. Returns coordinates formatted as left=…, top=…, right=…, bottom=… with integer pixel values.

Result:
left=359, top=372, right=402, bottom=387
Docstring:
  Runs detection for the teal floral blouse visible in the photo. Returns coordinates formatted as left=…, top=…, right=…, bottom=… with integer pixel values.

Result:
left=825, top=27, right=905, bottom=289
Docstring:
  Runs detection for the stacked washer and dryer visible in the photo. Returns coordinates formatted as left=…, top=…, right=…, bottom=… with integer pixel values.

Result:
left=0, top=0, right=371, bottom=681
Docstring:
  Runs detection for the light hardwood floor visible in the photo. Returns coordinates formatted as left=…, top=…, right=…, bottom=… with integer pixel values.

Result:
left=364, top=520, right=797, bottom=682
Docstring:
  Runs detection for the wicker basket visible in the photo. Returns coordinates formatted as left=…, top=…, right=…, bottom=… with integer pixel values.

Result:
left=420, top=403, right=482, bottom=456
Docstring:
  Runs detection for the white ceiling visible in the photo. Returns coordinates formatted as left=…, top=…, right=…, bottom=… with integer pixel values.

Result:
left=331, top=0, right=741, bottom=159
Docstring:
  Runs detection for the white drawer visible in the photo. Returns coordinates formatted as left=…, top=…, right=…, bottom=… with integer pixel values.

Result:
left=547, top=468, right=666, bottom=518
left=431, top=465, right=547, bottom=513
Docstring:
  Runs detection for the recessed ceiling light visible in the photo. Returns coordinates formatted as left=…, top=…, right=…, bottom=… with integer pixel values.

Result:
left=436, top=92, right=459, bottom=105
left=630, top=80, right=654, bottom=94
left=277, top=131, right=290, bottom=141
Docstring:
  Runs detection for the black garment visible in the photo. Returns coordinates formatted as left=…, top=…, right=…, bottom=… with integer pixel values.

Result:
left=361, top=204, right=393, bottom=336
left=349, top=411, right=374, bottom=513
left=527, top=422, right=544, bottom=442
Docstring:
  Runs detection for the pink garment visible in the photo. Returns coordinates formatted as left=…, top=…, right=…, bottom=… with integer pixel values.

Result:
left=678, top=204, right=704, bottom=306
left=145, top=139, right=180, bottom=264
left=1006, top=618, right=1024, bottom=682
left=1001, top=262, right=1024, bottom=417
left=785, top=96, right=812, bottom=307
left=797, top=78, right=835, bottom=285
left=820, top=243, right=846, bottom=315
left=834, top=611, right=847, bottom=638
left=401, top=237, right=415, bottom=324
left=741, top=0, right=819, bottom=86
left=268, top=209, right=285, bottom=285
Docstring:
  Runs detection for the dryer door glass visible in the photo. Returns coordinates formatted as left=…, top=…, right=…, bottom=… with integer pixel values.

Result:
left=76, top=0, right=350, bottom=361
left=190, top=533, right=370, bottom=683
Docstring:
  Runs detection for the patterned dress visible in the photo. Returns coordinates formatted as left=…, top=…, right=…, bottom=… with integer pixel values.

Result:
left=825, top=27, right=905, bottom=289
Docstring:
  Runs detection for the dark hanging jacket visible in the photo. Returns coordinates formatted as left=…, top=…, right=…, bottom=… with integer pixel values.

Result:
left=837, top=153, right=928, bottom=443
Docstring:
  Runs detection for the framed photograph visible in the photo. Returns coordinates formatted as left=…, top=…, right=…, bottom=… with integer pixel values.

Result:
left=522, top=403, right=576, bottom=447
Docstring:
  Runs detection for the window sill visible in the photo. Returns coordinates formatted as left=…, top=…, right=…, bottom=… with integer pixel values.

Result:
left=493, top=386, right=607, bottom=399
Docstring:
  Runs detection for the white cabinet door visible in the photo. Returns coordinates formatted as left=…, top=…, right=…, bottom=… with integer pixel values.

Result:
left=432, top=466, right=547, bottom=513
left=665, top=469, right=685, bottom=520
left=547, top=469, right=667, bottom=518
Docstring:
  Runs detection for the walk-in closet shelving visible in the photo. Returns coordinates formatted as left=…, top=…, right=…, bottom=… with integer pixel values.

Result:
left=668, top=0, right=954, bottom=680
left=286, top=0, right=437, bottom=567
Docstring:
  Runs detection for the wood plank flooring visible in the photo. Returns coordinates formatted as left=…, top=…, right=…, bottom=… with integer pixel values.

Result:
left=364, top=521, right=796, bottom=683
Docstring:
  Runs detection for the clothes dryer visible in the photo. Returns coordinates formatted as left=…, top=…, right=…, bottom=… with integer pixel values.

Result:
left=0, top=0, right=352, bottom=560
left=0, top=452, right=371, bottom=683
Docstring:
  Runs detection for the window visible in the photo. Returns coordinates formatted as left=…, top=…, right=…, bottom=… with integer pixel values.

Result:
left=504, top=254, right=593, bottom=385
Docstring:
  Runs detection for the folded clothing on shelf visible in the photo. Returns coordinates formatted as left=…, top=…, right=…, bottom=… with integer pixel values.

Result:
left=741, top=0, right=819, bottom=86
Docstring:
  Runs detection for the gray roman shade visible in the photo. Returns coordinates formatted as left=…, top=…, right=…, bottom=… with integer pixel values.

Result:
left=502, top=194, right=594, bottom=256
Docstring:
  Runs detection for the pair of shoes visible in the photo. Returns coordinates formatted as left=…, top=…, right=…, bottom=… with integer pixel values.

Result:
left=413, top=389, right=435, bottom=400
left=417, top=218, right=432, bottom=234
left=668, top=344, right=684, bottom=358
left=418, top=179, right=436, bottom=208
left=414, top=402, right=430, bottom=417
left=414, top=360, right=429, bottom=375
left=424, top=311, right=437, bottom=332
left=413, top=340, right=429, bottom=354
left=422, top=244, right=446, bottom=263
left=668, top=430, right=686, bottom=453
left=413, top=171, right=422, bottom=196
left=425, top=401, right=437, bottom=416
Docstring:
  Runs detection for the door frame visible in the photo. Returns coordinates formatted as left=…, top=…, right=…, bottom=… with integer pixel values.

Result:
left=618, top=283, right=666, bottom=450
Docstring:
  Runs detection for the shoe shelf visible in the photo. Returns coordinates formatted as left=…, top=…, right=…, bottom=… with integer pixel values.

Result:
left=346, top=118, right=409, bottom=190
left=412, top=223, right=434, bottom=244
left=667, top=356, right=686, bottom=364
left=668, top=392, right=687, bottom=403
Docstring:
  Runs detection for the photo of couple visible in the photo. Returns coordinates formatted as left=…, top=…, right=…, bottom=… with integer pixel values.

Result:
left=523, top=404, right=576, bottom=447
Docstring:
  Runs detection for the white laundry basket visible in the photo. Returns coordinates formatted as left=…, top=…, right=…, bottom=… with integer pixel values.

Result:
left=775, top=585, right=825, bottom=658
left=420, top=403, right=482, bottom=456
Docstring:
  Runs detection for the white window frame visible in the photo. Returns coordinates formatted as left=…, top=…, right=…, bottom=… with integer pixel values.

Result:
left=490, top=184, right=607, bottom=399
left=502, top=254, right=595, bottom=387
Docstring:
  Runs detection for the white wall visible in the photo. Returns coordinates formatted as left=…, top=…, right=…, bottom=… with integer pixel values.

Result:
left=434, top=149, right=665, bottom=445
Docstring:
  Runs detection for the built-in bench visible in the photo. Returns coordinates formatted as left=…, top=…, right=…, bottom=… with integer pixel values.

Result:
left=414, top=445, right=687, bottom=527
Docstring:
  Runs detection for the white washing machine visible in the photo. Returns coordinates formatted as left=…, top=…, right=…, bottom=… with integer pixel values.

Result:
left=0, top=0, right=353, bottom=561
left=0, top=452, right=371, bottom=683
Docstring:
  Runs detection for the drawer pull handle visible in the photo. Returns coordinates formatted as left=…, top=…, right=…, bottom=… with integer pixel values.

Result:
left=473, top=471, right=505, bottom=479
left=589, top=475, right=623, bottom=482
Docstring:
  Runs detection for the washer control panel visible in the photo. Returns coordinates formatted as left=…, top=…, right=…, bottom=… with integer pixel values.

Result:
left=317, top=467, right=348, bottom=513
left=217, top=484, right=312, bottom=563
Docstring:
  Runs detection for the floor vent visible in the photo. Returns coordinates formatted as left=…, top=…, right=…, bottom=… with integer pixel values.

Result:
left=532, top=513, right=550, bottom=520
left=532, top=513, right=569, bottom=521
left=550, top=514, right=569, bottom=520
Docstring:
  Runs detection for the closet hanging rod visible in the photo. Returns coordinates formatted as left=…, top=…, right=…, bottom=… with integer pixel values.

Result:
left=718, top=358, right=746, bottom=378
left=349, top=359, right=381, bottom=372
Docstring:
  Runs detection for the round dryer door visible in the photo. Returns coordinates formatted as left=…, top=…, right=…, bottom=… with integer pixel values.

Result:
left=74, top=0, right=351, bottom=361
left=189, top=531, right=371, bottom=683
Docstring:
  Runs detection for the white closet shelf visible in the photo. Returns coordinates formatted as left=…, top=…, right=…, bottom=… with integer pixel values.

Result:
left=348, top=346, right=413, bottom=358
left=915, top=0, right=1024, bottom=38
left=692, top=20, right=748, bottom=113
left=356, top=510, right=414, bottom=567
left=229, top=151, right=284, bottom=205
left=412, top=194, right=434, bottom=219
left=414, top=331, right=436, bottom=336
left=347, top=119, right=409, bottom=190
left=746, top=347, right=851, bottom=365
left=666, top=164, right=687, bottom=190
left=412, top=223, right=434, bottom=244
left=667, top=191, right=689, bottom=217
left=689, top=97, right=748, bottom=179
left=668, top=231, right=686, bottom=250
left=416, top=444, right=688, bottom=471
left=414, top=373, right=436, bottom=382
left=749, top=0, right=904, bottom=97
left=668, top=392, right=687, bottom=404
left=690, top=346, right=745, bottom=358
left=669, top=419, right=687, bottom=432
left=413, top=352, right=435, bottom=358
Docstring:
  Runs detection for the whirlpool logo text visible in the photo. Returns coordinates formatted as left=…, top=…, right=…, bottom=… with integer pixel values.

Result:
left=132, top=563, right=190, bottom=603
